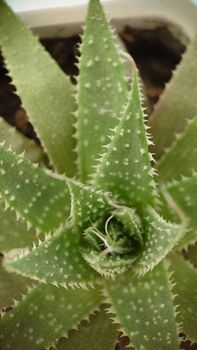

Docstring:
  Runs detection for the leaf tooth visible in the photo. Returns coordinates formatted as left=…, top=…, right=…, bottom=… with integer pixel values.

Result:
left=1, top=192, right=35, bottom=233
left=1, top=0, right=77, bottom=175
left=102, top=293, right=137, bottom=349
left=26, top=221, right=32, bottom=231
left=164, top=258, right=184, bottom=337
left=74, top=0, right=128, bottom=182
left=0, top=140, right=6, bottom=147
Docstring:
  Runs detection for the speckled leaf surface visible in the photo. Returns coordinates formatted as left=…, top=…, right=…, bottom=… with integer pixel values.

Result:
left=0, top=118, right=43, bottom=164
left=68, top=179, right=110, bottom=229
left=157, top=117, right=197, bottom=182
left=0, top=145, right=70, bottom=232
left=0, top=265, right=31, bottom=309
left=83, top=247, right=135, bottom=278
left=105, top=263, right=179, bottom=350
left=94, top=68, right=156, bottom=208
left=134, top=208, right=184, bottom=275
left=0, top=283, right=102, bottom=350
left=56, top=308, right=118, bottom=350
left=0, top=200, right=35, bottom=252
left=115, top=206, right=143, bottom=243
left=163, top=174, right=197, bottom=246
left=150, top=35, right=197, bottom=159
left=0, top=0, right=196, bottom=348
left=76, top=0, right=128, bottom=182
left=8, top=226, right=99, bottom=288
left=170, top=254, right=197, bottom=342
left=0, top=1, right=76, bottom=176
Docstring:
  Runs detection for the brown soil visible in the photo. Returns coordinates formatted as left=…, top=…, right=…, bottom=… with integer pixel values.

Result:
left=119, top=25, right=185, bottom=105
left=0, top=25, right=185, bottom=141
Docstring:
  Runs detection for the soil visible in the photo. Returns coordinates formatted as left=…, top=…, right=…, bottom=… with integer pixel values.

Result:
left=0, top=25, right=196, bottom=350
left=0, top=25, right=186, bottom=142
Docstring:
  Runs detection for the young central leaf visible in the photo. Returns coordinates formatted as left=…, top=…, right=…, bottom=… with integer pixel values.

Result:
left=94, top=68, right=156, bottom=208
left=76, top=0, right=128, bottom=182
left=90, top=208, right=142, bottom=252
left=68, top=179, right=111, bottom=230
left=83, top=206, right=143, bottom=277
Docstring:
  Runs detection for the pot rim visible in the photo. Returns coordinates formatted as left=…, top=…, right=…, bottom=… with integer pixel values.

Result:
left=7, top=0, right=197, bottom=41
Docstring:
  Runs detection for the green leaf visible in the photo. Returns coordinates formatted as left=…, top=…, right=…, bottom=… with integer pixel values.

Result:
left=0, top=283, right=102, bottom=350
left=134, top=208, right=184, bottom=276
left=82, top=206, right=143, bottom=277
left=114, top=206, right=143, bottom=244
left=68, top=179, right=110, bottom=229
left=157, top=117, right=197, bottom=182
left=150, top=35, right=197, bottom=159
left=0, top=199, right=35, bottom=252
left=56, top=307, right=118, bottom=350
left=0, top=118, right=43, bottom=164
left=0, top=264, right=31, bottom=309
left=162, top=174, right=197, bottom=247
left=104, top=263, right=179, bottom=350
left=76, top=0, right=128, bottom=182
left=83, top=248, right=135, bottom=278
left=183, top=243, right=197, bottom=268
left=0, top=145, right=70, bottom=233
left=8, top=226, right=99, bottom=288
left=0, top=1, right=76, bottom=176
left=170, top=254, right=197, bottom=342
left=178, top=231, right=197, bottom=250
left=177, top=231, right=197, bottom=251
left=94, top=67, right=157, bottom=208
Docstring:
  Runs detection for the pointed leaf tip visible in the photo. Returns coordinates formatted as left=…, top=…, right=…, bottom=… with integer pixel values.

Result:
left=75, top=0, right=128, bottom=182
left=8, top=226, right=99, bottom=287
left=94, top=67, right=157, bottom=208
left=0, top=1, right=76, bottom=176
left=68, top=179, right=111, bottom=230
left=134, top=207, right=184, bottom=275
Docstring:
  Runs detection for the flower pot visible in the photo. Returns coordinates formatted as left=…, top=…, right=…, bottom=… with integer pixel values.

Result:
left=3, top=0, right=197, bottom=132
left=8, top=0, right=197, bottom=42
left=0, top=3, right=197, bottom=350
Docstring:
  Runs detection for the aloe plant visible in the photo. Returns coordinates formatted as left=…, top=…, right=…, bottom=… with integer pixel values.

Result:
left=0, top=0, right=196, bottom=349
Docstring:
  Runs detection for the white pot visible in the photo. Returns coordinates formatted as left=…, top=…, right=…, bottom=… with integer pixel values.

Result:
left=7, top=0, right=197, bottom=43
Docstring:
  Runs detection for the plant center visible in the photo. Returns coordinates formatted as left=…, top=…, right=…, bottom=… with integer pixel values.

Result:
left=84, top=206, right=143, bottom=258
